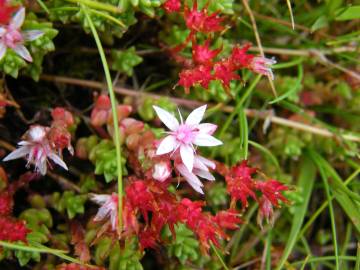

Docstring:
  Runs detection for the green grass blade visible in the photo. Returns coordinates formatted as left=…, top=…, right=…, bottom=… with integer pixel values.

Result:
left=298, top=167, right=360, bottom=237
left=291, top=256, right=357, bottom=266
left=0, top=241, right=89, bottom=266
left=248, top=140, right=281, bottom=173
left=239, top=107, right=249, bottom=160
left=36, top=0, right=50, bottom=13
left=356, top=243, right=360, bottom=270
left=275, top=156, right=316, bottom=270
left=308, top=150, right=340, bottom=270
left=269, top=63, right=303, bottom=104
left=83, top=6, right=123, bottom=231
left=66, top=0, right=122, bottom=13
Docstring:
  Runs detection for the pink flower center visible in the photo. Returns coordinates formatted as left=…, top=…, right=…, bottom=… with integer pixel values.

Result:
left=175, top=124, right=194, bottom=144
left=4, top=27, right=23, bottom=48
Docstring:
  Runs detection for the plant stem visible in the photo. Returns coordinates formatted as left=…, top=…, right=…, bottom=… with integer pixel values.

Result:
left=82, top=6, right=123, bottom=233
left=211, top=243, right=230, bottom=270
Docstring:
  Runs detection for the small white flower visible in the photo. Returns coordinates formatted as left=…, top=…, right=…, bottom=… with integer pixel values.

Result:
left=153, top=105, right=222, bottom=173
left=91, top=193, right=118, bottom=231
left=175, top=155, right=216, bottom=194
left=3, top=125, right=68, bottom=175
left=152, top=161, right=171, bottom=182
left=0, top=8, right=44, bottom=62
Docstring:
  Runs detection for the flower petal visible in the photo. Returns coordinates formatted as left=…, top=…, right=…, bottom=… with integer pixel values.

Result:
left=193, top=133, right=223, bottom=147
left=194, top=169, right=215, bottom=181
left=0, top=28, right=6, bottom=37
left=48, top=153, right=68, bottom=171
left=185, top=105, right=207, bottom=126
left=94, top=205, right=111, bottom=221
left=197, top=123, right=217, bottom=135
left=13, top=45, right=32, bottom=62
left=23, top=30, right=44, bottom=41
left=3, top=146, right=30, bottom=161
left=196, top=156, right=216, bottom=170
left=91, top=194, right=110, bottom=205
left=194, top=156, right=209, bottom=171
left=156, top=135, right=176, bottom=155
left=176, top=163, right=204, bottom=194
left=110, top=211, right=118, bottom=231
left=10, top=7, right=25, bottom=29
left=180, top=144, right=194, bottom=172
left=153, top=106, right=179, bottom=131
left=37, top=156, right=47, bottom=175
left=0, top=42, right=6, bottom=61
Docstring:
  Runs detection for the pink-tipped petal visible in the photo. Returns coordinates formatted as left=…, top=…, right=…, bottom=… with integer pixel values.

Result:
left=3, top=146, right=30, bottom=161
left=10, top=7, right=25, bottom=29
left=91, top=194, right=110, bottom=205
left=180, top=144, right=194, bottom=172
left=93, top=205, right=111, bottom=221
left=197, top=123, right=217, bottom=135
left=185, top=105, right=207, bottom=126
left=38, top=156, right=47, bottom=175
left=193, top=133, right=223, bottom=147
left=196, top=156, right=216, bottom=170
left=176, top=163, right=204, bottom=194
left=13, top=44, right=32, bottom=62
left=23, top=30, right=44, bottom=41
left=194, top=169, right=215, bottom=181
left=194, top=157, right=209, bottom=171
left=153, top=106, right=179, bottom=131
left=0, top=28, right=6, bottom=37
left=48, top=153, right=68, bottom=171
left=156, top=135, right=176, bottom=155
left=0, top=42, right=6, bottom=61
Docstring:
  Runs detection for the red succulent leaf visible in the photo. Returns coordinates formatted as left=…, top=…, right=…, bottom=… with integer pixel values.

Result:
left=214, top=209, right=243, bottom=230
left=214, top=59, right=240, bottom=88
left=201, top=11, right=224, bottom=33
left=48, top=125, right=72, bottom=152
left=184, top=1, right=224, bottom=34
left=256, top=179, right=289, bottom=207
left=70, top=222, right=90, bottom=263
left=139, top=228, right=158, bottom=251
left=126, top=181, right=156, bottom=221
left=178, top=65, right=213, bottom=93
left=230, top=44, right=254, bottom=68
left=0, top=216, right=30, bottom=242
left=225, top=161, right=257, bottom=208
left=163, top=0, right=181, bottom=13
left=51, top=107, right=74, bottom=128
left=192, top=40, right=221, bottom=66
left=0, top=191, right=13, bottom=216
left=56, top=263, right=105, bottom=270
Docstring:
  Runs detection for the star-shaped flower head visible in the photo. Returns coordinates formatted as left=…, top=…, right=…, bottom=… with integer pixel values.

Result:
left=0, top=7, right=43, bottom=62
left=3, top=125, right=68, bottom=175
left=153, top=105, right=222, bottom=173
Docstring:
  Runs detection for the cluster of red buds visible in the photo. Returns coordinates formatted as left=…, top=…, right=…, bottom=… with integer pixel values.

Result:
left=3, top=107, right=74, bottom=175
left=0, top=169, right=36, bottom=243
left=222, top=161, right=289, bottom=226
left=162, top=0, right=276, bottom=94
left=93, top=178, right=243, bottom=254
